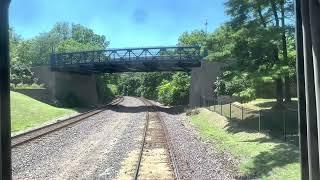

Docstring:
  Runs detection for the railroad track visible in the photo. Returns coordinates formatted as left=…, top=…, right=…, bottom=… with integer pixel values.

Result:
left=11, top=96, right=124, bottom=148
left=133, top=97, right=179, bottom=180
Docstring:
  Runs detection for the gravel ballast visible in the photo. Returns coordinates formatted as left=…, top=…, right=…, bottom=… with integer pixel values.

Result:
left=12, top=96, right=146, bottom=180
left=156, top=105, right=240, bottom=180
left=12, top=97, right=239, bottom=180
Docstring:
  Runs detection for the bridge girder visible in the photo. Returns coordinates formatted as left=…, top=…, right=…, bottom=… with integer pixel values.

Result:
left=50, top=46, right=202, bottom=73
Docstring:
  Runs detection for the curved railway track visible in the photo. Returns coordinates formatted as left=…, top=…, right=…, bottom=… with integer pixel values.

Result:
left=133, top=97, right=180, bottom=180
left=11, top=97, right=124, bottom=148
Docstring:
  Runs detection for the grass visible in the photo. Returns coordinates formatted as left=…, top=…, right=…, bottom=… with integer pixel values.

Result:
left=190, top=108, right=300, bottom=179
left=11, top=91, right=77, bottom=132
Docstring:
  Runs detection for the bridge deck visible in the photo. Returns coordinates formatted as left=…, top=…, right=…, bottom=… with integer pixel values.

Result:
left=50, top=46, right=202, bottom=73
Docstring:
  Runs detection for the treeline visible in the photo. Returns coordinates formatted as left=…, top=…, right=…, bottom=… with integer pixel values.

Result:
left=102, top=72, right=190, bottom=105
left=9, top=22, right=108, bottom=87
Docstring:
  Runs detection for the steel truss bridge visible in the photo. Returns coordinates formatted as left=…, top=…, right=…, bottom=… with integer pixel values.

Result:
left=50, top=46, right=202, bottom=73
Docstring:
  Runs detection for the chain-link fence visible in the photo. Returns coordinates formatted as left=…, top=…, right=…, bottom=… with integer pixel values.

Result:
left=200, top=96, right=299, bottom=146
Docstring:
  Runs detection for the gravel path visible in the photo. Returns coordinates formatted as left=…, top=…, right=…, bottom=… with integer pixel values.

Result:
left=156, top=104, right=240, bottom=180
left=12, top=96, right=146, bottom=180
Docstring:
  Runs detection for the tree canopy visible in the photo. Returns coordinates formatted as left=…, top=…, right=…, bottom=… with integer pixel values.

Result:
left=9, top=22, right=109, bottom=87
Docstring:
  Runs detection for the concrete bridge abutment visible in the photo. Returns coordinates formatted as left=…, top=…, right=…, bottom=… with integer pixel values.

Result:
left=32, top=66, right=99, bottom=106
left=189, top=61, right=229, bottom=107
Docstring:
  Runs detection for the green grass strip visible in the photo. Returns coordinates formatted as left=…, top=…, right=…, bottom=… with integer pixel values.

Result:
left=11, top=91, right=76, bottom=132
left=190, top=108, right=300, bottom=180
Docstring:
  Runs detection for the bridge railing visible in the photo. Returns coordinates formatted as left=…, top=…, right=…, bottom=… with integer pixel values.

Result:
left=50, top=46, right=201, bottom=66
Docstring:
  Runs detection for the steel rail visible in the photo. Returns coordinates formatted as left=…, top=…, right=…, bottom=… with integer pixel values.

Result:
left=11, top=97, right=124, bottom=148
left=152, top=102, right=181, bottom=180
left=132, top=97, right=150, bottom=180
left=133, top=97, right=179, bottom=180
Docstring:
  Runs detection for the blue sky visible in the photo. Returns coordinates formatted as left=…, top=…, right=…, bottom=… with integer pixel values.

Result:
left=9, top=0, right=228, bottom=48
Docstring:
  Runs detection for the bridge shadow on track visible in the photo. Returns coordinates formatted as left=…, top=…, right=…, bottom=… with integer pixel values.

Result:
left=109, top=104, right=186, bottom=115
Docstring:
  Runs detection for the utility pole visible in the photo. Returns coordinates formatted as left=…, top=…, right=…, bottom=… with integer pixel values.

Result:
left=204, top=19, right=208, bottom=35
left=203, top=19, right=209, bottom=57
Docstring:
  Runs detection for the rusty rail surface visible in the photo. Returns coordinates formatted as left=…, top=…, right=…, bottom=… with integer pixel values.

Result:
left=133, top=97, right=179, bottom=180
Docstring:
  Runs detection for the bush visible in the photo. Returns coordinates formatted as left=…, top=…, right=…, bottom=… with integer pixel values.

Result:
left=157, top=80, right=175, bottom=105
left=107, top=84, right=118, bottom=96
left=10, top=62, right=36, bottom=86
left=233, top=88, right=256, bottom=102
left=157, top=73, right=190, bottom=105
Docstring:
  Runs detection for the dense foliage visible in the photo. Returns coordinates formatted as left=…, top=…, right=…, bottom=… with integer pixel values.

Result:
left=211, top=0, right=296, bottom=103
left=9, top=29, right=36, bottom=87
left=14, top=22, right=108, bottom=65
left=157, top=73, right=191, bottom=105
left=102, top=72, right=190, bottom=105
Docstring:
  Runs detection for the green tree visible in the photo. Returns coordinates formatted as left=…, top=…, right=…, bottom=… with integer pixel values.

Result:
left=71, top=24, right=109, bottom=48
left=178, top=30, right=207, bottom=47
left=212, top=0, right=295, bottom=104
left=23, top=22, right=109, bottom=65
left=56, top=39, right=103, bottom=52
left=206, top=25, right=234, bottom=60
left=9, top=29, right=36, bottom=86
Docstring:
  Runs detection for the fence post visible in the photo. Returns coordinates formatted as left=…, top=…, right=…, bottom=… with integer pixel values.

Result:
left=283, top=110, right=286, bottom=141
left=220, top=102, right=223, bottom=115
left=229, top=103, right=232, bottom=119
left=241, top=106, right=244, bottom=121
left=258, top=110, right=261, bottom=132
left=213, top=99, right=216, bottom=112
